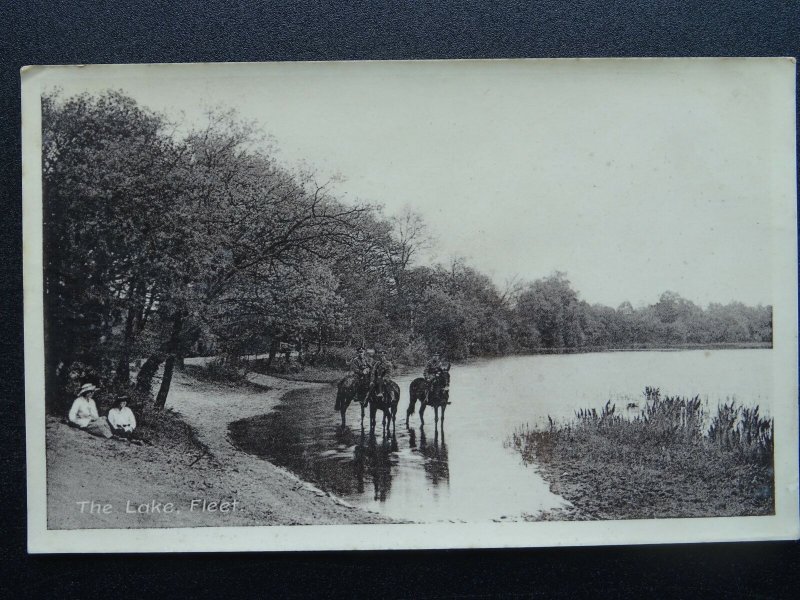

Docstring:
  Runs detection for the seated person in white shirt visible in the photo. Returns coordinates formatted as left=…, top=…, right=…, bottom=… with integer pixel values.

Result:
left=68, top=383, right=113, bottom=439
left=107, top=396, right=138, bottom=440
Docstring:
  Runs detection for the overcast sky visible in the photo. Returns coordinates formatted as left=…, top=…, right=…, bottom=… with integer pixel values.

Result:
left=41, top=59, right=794, bottom=308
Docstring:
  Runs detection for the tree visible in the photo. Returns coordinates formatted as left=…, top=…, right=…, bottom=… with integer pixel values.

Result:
left=42, top=91, right=188, bottom=407
left=516, top=272, right=583, bottom=348
left=136, top=112, right=371, bottom=405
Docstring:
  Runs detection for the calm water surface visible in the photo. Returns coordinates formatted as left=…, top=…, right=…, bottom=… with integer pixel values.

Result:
left=229, top=349, right=773, bottom=523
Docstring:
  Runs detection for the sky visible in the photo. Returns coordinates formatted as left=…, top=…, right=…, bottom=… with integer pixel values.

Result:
left=37, top=59, right=795, bottom=308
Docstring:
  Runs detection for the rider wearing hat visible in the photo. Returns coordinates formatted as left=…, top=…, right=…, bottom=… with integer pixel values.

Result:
left=349, top=346, right=374, bottom=405
left=423, top=352, right=444, bottom=379
left=423, top=352, right=451, bottom=405
left=371, top=348, right=394, bottom=400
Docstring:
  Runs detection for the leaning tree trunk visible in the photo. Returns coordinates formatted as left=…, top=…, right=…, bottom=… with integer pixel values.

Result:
left=154, top=354, right=176, bottom=409
left=154, top=311, right=184, bottom=410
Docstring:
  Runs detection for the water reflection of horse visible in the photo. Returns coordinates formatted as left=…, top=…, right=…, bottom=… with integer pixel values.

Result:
left=419, top=425, right=449, bottom=485
left=406, top=367, right=450, bottom=427
left=352, top=429, right=398, bottom=501
left=336, top=374, right=400, bottom=433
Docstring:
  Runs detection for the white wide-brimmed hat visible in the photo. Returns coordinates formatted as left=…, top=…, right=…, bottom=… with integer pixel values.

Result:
left=79, top=383, right=98, bottom=395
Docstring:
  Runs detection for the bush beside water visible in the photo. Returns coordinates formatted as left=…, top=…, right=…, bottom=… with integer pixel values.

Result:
left=509, top=387, right=774, bottom=519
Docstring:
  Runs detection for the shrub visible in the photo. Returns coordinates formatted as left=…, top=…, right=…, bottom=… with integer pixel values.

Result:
left=186, top=358, right=247, bottom=383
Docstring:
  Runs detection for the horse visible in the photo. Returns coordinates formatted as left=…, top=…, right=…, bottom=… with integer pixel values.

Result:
left=334, top=374, right=370, bottom=428
left=368, top=379, right=400, bottom=435
left=406, top=366, right=450, bottom=427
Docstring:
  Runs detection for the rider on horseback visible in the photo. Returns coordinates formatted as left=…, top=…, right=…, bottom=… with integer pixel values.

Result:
left=423, top=352, right=450, bottom=404
left=350, top=346, right=374, bottom=406
left=370, top=348, right=394, bottom=401
left=424, top=352, right=444, bottom=379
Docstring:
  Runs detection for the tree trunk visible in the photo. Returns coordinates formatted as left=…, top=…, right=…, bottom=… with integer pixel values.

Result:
left=113, top=305, right=137, bottom=386
left=135, top=353, right=164, bottom=393
left=154, top=354, right=175, bottom=409
left=297, top=335, right=305, bottom=367
left=283, top=337, right=291, bottom=367
left=135, top=311, right=184, bottom=399
left=153, top=312, right=184, bottom=409
left=266, top=337, right=279, bottom=368
left=46, top=355, right=72, bottom=414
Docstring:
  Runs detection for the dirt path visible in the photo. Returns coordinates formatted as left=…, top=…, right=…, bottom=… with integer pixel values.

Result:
left=166, top=371, right=318, bottom=463
left=46, top=371, right=394, bottom=529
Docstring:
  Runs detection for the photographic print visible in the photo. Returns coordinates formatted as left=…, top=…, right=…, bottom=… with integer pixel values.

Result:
left=22, top=59, right=799, bottom=552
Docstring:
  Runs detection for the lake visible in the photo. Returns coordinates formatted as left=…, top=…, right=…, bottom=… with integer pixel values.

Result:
left=229, top=349, right=773, bottom=523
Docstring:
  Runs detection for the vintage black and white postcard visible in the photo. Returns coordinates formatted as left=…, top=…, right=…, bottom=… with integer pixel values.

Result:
left=22, top=59, right=799, bottom=552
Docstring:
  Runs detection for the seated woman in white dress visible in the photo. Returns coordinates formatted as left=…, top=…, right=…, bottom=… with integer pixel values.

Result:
left=107, top=396, right=137, bottom=439
left=68, top=383, right=112, bottom=439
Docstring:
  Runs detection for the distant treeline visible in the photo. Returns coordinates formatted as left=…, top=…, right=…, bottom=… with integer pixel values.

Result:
left=42, top=91, right=772, bottom=410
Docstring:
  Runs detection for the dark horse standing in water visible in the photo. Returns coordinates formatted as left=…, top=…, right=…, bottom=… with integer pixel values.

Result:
left=335, top=374, right=369, bottom=428
left=368, top=379, right=400, bottom=435
left=335, top=372, right=400, bottom=432
left=406, top=367, right=450, bottom=427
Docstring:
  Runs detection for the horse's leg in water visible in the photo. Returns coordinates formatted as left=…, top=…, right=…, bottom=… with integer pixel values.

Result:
left=360, top=400, right=366, bottom=429
left=406, top=398, right=416, bottom=427
left=419, top=401, right=426, bottom=425
left=441, top=404, right=446, bottom=428
left=369, top=402, right=377, bottom=435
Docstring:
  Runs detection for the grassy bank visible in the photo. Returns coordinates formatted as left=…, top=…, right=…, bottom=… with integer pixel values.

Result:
left=508, top=388, right=774, bottom=520
left=45, top=407, right=243, bottom=529
left=46, top=369, right=393, bottom=528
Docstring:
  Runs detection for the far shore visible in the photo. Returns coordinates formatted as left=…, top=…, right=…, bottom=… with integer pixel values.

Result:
left=518, top=341, right=772, bottom=354
left=184, top=340, right=772, bottom=376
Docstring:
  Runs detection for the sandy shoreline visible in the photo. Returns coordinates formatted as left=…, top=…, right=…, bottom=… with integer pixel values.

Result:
left=46, top=370, right=395, bottom=528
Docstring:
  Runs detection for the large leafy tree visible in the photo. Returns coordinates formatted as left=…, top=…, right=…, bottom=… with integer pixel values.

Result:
left=42, top=91, right=188, bottom=406
left=516, top=272, right=584, bottom=348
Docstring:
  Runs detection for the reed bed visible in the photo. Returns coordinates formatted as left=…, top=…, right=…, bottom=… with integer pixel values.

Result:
left=510, top=387, right=774, bottom=520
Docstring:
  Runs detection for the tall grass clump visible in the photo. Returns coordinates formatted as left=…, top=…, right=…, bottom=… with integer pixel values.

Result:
left=709, top=402, right=773, bottom=465
left=509, top=387, right=774, bottom=520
